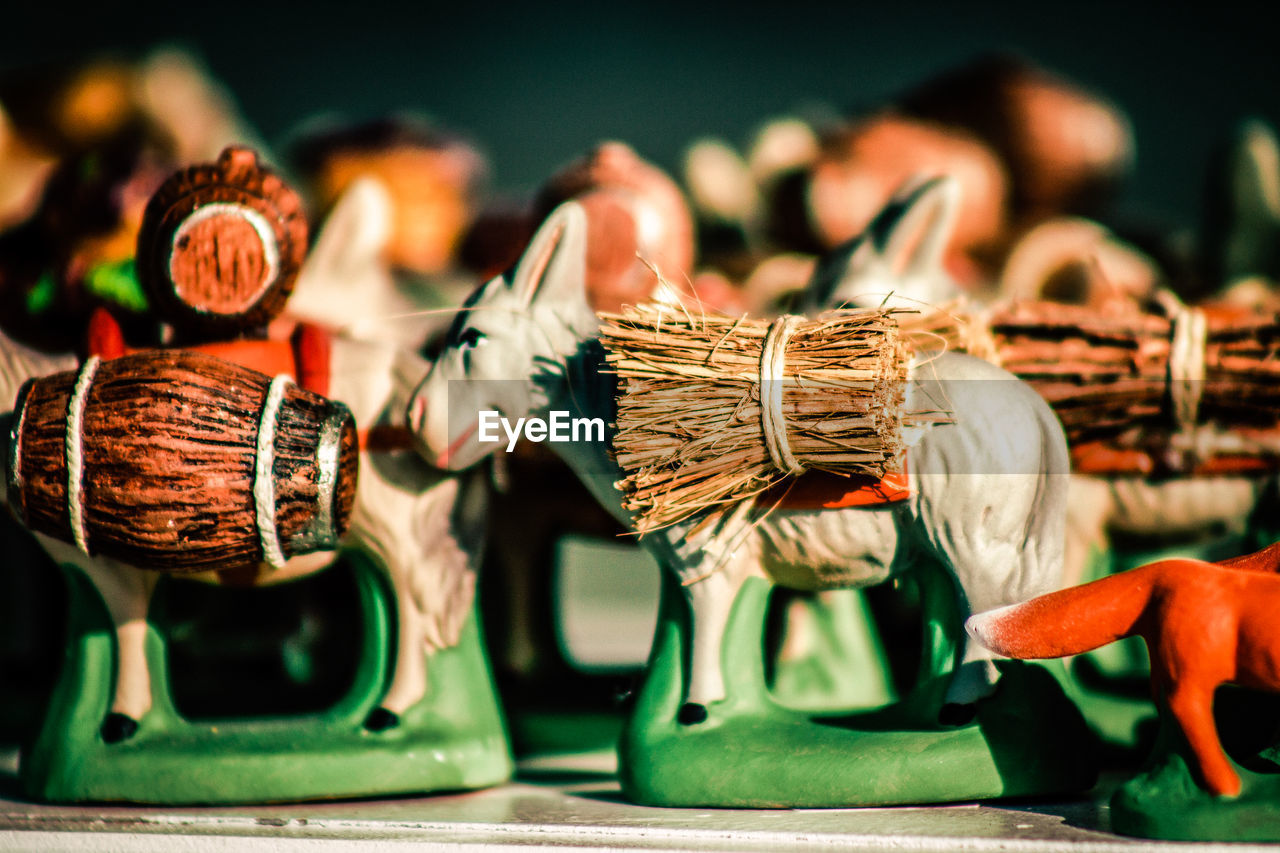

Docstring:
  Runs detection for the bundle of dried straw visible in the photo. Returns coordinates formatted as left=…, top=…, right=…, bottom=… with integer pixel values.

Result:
left=903, top=299, right=1280, bottom=455
left=599, top=303, right=924, bottom=534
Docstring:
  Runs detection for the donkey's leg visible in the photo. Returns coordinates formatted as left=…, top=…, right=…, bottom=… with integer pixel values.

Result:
left=679, top=569, right=744, bottom=723
left=70, top=548, right=159, bottom=742
left=934, top=504, right=1064, bottom=710
left=356, top=472, right=475, bottom=731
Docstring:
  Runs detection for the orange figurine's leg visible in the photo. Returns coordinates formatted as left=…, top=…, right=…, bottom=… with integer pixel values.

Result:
left=1165, top=681, right=1241, bottom=798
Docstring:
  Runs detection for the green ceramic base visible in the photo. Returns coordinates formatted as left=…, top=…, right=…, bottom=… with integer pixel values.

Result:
left=508, top=708, right=624, bottom=758
left=1111, top=698, right=1280, bottom=841
left=768, top=589, right=894, bottom=712
left=21, top=553, right=512, bottom=804
left=619, top=571, right=1098, bottom=808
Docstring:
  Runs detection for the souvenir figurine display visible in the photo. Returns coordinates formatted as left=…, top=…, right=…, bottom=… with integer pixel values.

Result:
left=410, top=201, right=1095, bottom=807
left=5, top=146, right=509, bottom=803
left=6, top=35, right=1280, bottom=845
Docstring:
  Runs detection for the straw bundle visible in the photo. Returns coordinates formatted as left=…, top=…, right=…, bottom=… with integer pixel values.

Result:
left=599, top=303, right=927, bottom=534
left=905, top=299, right=1280, bottom=466
left=897, top=299, right=1000, bottom=362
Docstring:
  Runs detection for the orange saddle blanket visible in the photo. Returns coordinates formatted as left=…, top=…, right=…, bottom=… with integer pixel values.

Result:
left=760, top=458, right=911, bottom=510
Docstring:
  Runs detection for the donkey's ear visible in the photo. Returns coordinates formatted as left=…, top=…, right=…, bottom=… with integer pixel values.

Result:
left=297, top=177, right=393, bottom=284
left=800, top=231, right=877, bottom=311
left=871, top=174, right=961, bottom=276
left=1217, top=120, right=1280, bottom=281
left=512, top=200, right=589, bottom=307
left=799, top=174, right=960, bottom=311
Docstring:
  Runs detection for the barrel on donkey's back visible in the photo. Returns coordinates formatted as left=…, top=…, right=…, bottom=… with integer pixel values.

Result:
left=7, top=349, right=358, bottom=573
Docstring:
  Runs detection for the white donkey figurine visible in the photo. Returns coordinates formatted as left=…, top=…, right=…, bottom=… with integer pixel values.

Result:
left=799, top=174, right=963, bottom=312
left=805, top=174, right=1269, bottom=589
left=410, top=200, right=1070, bottom=721
left=1, top=180, right=484, bottom=743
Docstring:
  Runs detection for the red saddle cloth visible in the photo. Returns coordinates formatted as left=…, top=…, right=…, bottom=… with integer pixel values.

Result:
left=87, top=307, right=332, bottom=394
left=85, top=307, right=414, bottom=452
left=760, top=458, right=911, bottom=510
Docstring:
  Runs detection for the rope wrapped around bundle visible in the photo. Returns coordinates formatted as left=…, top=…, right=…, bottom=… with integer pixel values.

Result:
left=599, top=303, right=932, bottom=535
left=901, top=299, right=1280, bottom=472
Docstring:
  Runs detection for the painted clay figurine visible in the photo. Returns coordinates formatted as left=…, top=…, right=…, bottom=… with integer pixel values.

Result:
left=408, top=200, right=1094, bottom=807
left=968, top=542, right=1280, bottom=841
left=6, top=146, right=509, bottom=803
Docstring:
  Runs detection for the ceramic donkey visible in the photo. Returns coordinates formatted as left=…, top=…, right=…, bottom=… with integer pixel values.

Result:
left=3, top=180, right=485, bottom=744
left=808, top=175, right=1272, bottom=589
left=409, top=200, right=1071, bottom=721
left=289, top=177, right=489, bottom=731
left=798, top=173, right=964, bottom=313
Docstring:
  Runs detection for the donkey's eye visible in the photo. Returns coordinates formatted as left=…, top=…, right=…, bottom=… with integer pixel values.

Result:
left=458, top=327, right=487, bottom=349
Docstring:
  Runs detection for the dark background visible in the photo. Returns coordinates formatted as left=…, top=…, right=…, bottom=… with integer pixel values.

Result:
left=4, top=1, right=1278, bottom=231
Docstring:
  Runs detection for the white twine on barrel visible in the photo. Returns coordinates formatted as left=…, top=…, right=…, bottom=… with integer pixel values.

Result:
left=65, top=355, right=100, bottom=556
left=1168, top=306, right=1207, bottom=435
left=254, top=374, right=294, bottom=569
left=758, top=314, right=806, bottom=477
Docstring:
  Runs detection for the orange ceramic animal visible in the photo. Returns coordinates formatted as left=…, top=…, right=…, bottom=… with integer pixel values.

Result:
left=966, top=542, right=1280, bottom=797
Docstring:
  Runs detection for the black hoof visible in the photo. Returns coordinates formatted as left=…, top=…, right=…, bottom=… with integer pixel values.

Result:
left=364, top=707, right=401, bottom=732
left=677, top=703, right=708, bottom=725
left=938, top=702, right=977, bottom=727
left=100, top=712, right=139, bottom=743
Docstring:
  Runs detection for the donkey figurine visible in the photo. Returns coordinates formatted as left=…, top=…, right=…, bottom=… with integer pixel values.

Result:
left=807, top=174, right=1273, bottom=591
left=409, top=199, right=1070, bottom=726
left=798, top=174, right=964, bottom=313
left=1, top=178, right=506, bottom=803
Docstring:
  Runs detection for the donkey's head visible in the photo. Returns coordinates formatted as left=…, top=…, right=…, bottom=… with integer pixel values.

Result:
left=408, top=201, right=594, bottom=470
left=797, top=174, right=961, bottom=312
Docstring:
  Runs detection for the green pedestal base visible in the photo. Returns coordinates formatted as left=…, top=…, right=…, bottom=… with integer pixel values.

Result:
left=619, top=572, right=1097, bottom=808
left=1111, top=699, right=1280, bottom=842
left=21, top=554, right=512, bottom=804
left=768, top=589, right=894, bottom=712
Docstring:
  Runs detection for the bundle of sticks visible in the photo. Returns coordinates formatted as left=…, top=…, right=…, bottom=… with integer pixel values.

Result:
left=599, top=303, right=927, bottom=534
left=902, top=299, right=1280, bottom=469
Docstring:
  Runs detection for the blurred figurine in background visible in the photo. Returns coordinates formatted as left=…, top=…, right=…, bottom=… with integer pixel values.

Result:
left=0, top=48, right=264, bottom=352
left=1201, top=119, right=1280, bottom=308
left=286, top=117, right=487, bottom=348
left=683, top=54, right=1139, bottom=313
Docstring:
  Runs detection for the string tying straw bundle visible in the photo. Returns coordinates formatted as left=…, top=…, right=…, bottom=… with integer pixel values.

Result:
left=599, top=303, right=926, bottom=535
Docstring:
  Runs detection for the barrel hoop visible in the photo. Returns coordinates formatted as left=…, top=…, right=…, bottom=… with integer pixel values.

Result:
left=255, top=374, right=294, bottom=569
left=6, top=380, right=33, bottom=523
left=65, top=355, right=101, bottom=555
left=287, top=409, right=345, bottom=553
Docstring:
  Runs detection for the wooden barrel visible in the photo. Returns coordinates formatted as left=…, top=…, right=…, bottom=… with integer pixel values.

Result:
left=135, top=146, right=308, bottom=336
left=5, top=350, right=358, bottom=573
